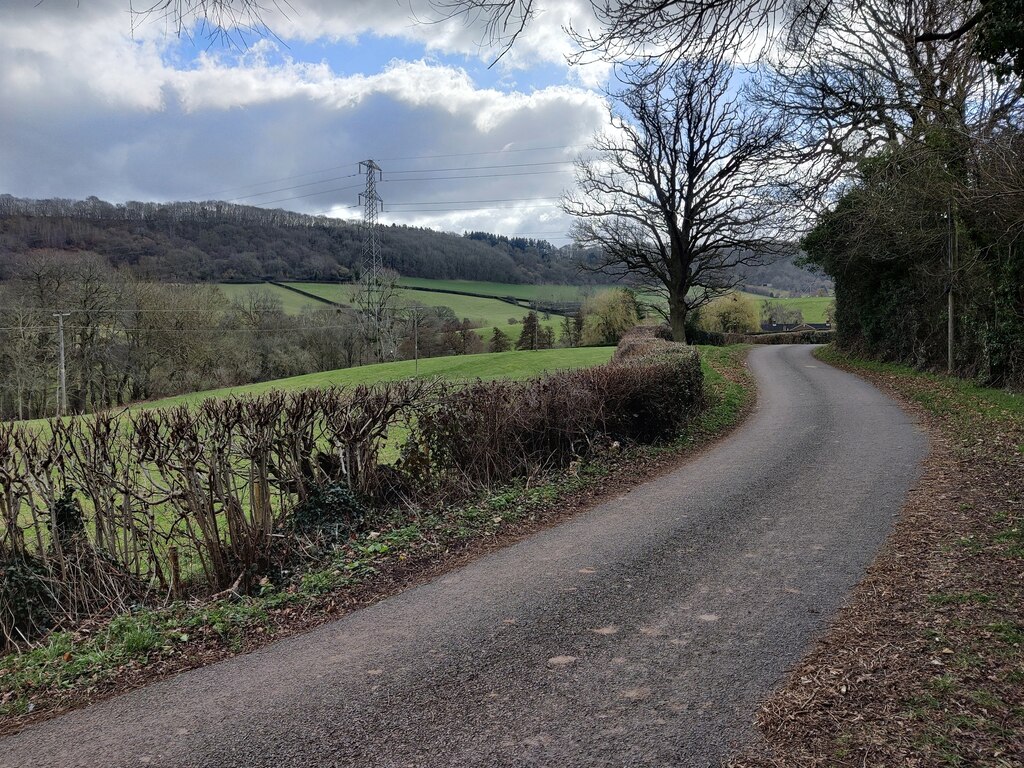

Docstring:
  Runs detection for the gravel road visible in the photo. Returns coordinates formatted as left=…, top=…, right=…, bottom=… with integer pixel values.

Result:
left=0, top=345, right=927, bottom=768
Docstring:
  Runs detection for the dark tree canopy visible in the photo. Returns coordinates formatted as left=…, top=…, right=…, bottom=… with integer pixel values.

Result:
left=973, top=0, right=1024, bottom=79
left=0, top=195, right=593, bottom=285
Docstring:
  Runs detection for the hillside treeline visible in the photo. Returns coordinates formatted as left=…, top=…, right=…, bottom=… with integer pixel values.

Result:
left=0, top=195, right=595, bottom=285
left=737, top=256, right=832, bottom=296
left=0, top=252, right=549, bottom=421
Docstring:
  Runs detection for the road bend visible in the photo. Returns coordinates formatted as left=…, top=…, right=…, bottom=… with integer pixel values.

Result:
left=1, top=345, right=927, bottom=768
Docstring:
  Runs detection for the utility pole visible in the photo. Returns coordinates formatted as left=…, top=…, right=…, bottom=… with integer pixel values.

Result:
left=947, top=200, right=956, bottom=374
left=54, top=312, right=70, bottom=417
left=533, top=302, right=539, bottom=350
left=412, top=305, right=420, bottom=375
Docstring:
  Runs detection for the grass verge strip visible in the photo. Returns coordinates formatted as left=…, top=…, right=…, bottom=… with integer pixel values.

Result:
left=729, top=346, right=1023, bottom=768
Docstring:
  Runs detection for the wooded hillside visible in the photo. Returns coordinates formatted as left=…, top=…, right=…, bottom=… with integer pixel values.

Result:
left=0, top=196, right=596, bottom=285
left=0, top=195, right=826, bottom=293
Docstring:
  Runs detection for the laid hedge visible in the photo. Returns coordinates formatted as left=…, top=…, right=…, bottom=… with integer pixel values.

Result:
left=407, top=338, right=703, bottom=488
left=690, top=328, right=834, bottom=346
left=1, top=336, right=704, bottom=646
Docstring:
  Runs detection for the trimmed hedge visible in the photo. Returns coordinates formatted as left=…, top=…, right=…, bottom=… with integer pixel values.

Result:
left=1, top=337, right=704, bottom=646
left=690, top=328, right=834, bottom=346
left=407, top=338, right=703, bottom=489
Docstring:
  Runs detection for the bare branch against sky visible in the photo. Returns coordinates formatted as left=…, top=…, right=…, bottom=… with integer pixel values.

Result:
left=564, top=52, right=792, bottom=342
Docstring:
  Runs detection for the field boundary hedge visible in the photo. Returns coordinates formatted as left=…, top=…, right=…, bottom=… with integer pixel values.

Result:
left=0, top=339, right=703, bottom=648
left=691, top=328, right=834, bottom=346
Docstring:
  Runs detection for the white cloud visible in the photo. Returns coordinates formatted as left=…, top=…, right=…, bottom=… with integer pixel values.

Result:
left=262, top=0, right=600, bottom=74
left=0, top=2, right=609, bottom=242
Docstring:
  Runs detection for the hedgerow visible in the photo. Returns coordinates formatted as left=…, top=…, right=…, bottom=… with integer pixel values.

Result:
left=0, top=335, right=702, bottom=648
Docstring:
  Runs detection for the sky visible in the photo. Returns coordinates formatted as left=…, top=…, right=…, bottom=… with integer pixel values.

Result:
left=0, top=0, right=614, bottom=244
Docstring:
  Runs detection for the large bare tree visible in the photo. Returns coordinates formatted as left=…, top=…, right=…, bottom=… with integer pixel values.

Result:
left=758, top=0, right=1021, bottom=202
left=564, top=57, right=790, bottom=342
left=432, top=0, right=1017, bottom=67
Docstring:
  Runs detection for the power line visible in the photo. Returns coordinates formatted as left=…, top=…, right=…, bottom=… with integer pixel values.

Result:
left=375, top=144, right=579, bottom=162
left=253, top=182, right=367, bottom=208
left=252, top=169, right=571, bottom=209
left=387, top=160, right=573, bottom=174
left=196, top=144, right=581, bottom=202
left=387, top=196, right=563, bottom=207
left=226, top=172, right=360, bottom=202
left=381, top=169, right=571, bottom=183
left=384, top=204, right=562, bottom=214
left=197, top=163, right=361, bottom=199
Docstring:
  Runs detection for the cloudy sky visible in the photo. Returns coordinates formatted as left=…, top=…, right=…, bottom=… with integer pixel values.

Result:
left=0, top=1, right=613, bottom=243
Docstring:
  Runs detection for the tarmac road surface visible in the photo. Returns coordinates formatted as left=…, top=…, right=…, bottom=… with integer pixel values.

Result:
left=0, top=344, right=927, bottom=768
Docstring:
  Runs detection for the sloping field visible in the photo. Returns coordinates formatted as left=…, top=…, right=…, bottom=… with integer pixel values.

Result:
left=217, top=283, right=328, bottom=313
left=285, top=281, right=563, bottom=336
left=139, top=347, right=616, bottom=410
left=395, top=278, right=621, bottom=302
left=221, top=279, right=832, bottom=325
left=740, top=293, right=833, bottom=324
left=284, top=282, right=354, bottom=306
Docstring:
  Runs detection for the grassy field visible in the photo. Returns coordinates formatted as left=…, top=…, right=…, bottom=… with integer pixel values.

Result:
left=139, top=347, right=616, bottom=410
left=393, top=288, right=552, bottom=328
left=283, top=282, right=354, bottom=306
left=395, top=278, right=621, bottom=302
left=217, top=283, right=328, bottom=314
left=395, top=289, right=565, bottom=338
left=234, top=279, right=833, bottom=326
left=216, top=279, right=833, bottom=338
left=284, top=281, right=563, bottom=337
left=740, top=293, right=833, bottom=324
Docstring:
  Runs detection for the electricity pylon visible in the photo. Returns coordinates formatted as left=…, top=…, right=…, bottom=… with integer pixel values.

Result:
left=357, top=159, right=396, bottom=361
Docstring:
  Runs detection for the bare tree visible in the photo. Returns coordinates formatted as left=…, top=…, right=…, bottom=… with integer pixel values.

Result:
left=432, top=0, right=790, bottom=66
left=564, top=56, right=790, bottom=342
left=125, top=0, right=284, bottom=42
left=431, top=0, right=1022, bottom=81
left=756, top=0, right=1021, bottom=210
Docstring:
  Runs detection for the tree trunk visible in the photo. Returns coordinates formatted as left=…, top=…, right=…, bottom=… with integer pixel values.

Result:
left=668, top=292, right=689, bottom=343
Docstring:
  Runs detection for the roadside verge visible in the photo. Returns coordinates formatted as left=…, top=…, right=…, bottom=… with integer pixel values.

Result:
left=731, top=346, right=1023, bottom=767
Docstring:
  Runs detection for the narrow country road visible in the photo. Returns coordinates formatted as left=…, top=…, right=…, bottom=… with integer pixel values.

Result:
left=1, top=345, right=927, bottom=768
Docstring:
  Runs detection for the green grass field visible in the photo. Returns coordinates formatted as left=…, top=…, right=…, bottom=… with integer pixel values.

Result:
left=217, top=283, right=329, bottom=314
left=139, top=347, right=616, bottom=410
left=284, top=281, right=563, bottom=337
left=395, top=278, right=621, bottom=302
left=240, top=279, right=832, bottom=327
left=741, top=293, right=833, bottom=324
left=395, top=289, right=566, bottom=339
left=283, top=282, right=354, bottom=306
left=393, top=288, right=543, bottom=327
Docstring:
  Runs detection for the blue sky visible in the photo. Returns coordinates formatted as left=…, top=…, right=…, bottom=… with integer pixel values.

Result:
left=0, top=0, right=611, bottom=243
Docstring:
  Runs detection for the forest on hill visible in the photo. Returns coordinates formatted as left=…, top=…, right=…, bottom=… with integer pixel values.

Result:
left=0, top=196, right=601, bottom=285
left=0, top=195, right=827, bottom=294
